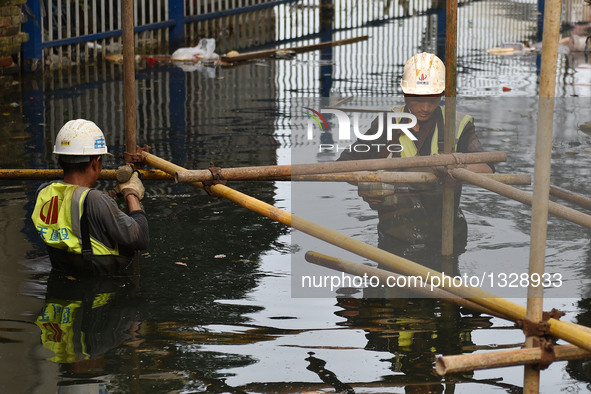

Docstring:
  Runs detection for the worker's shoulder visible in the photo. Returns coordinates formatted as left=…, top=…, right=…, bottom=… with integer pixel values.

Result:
left=85, top=188, right=118, bottom=211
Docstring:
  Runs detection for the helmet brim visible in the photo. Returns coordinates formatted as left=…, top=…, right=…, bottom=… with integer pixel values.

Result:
left=59, top=152, right=113, bottom=163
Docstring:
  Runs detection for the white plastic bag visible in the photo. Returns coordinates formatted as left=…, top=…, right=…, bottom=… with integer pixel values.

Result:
left=171, top=38, right=220, bottom=61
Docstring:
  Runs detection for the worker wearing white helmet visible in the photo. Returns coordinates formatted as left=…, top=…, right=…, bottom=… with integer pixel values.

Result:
left=32, top=119, right=149, bottom=276
left=338, top=53, right=493, bottom=254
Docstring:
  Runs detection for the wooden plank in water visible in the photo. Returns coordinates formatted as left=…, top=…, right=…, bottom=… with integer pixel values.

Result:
left=220, top=35, right=370, bottom=63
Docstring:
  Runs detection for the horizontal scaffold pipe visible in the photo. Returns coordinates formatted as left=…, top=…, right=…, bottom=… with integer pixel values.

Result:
left=290, top=172, right=531, bottom=185
left=449, top=168, right=591, bottom=229
left=0, top=167, right=529, bottom=186
left=141, top=151, right=591, bottom=353
left=174, top=151, right=508, bottom=183
left=435, top=345, right=591, bottom=375
left=0, top=169, right=173, bottom=180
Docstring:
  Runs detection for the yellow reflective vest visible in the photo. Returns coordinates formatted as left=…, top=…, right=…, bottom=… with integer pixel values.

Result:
left=395, top=106, right=473, bottom=157
left=32, top=182, right=119, bottom=257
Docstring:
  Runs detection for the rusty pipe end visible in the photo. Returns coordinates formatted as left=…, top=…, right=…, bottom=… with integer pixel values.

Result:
left=173, top=171, right=184, bottom=184
left=435, top=357, right=449, bottom=376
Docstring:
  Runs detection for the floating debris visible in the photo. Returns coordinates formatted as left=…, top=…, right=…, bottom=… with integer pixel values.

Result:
left=579, top=121, right=591, bottom=136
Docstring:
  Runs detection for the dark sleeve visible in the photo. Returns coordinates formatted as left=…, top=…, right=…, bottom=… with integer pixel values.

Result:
left=456, top=121, right=495, bottom=173
left=336, top=115, right=393, bottom=161
left=85, top=190, right=150, bottom=251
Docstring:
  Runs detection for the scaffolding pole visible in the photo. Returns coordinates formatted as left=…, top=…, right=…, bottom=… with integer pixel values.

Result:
left=442, top=0, right=458, bottom=257
left=524, top=0, right=562, bottom=391
left=123, top=0, right=137, bottom=157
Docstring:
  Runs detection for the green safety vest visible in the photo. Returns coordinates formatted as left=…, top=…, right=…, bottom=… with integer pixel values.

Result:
left=32, top=183, right=119, bottom=257
left=395, top=106, right=473, bottom=157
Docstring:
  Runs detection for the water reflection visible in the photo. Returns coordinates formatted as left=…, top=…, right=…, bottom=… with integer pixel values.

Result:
left=3, top=1, right=591, bottom=392
left=35, top=272, right=142, bottom=391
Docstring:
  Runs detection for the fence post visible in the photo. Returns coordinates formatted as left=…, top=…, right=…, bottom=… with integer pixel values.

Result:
left=22, top=0, right=43, bottom=71
left=169, top=0, right=186, bottom=51
left=537, top=0, right=545, bottom=40
left=319, top=0, right=334, bottom=97
left=436, top=0, right=446, bottom=61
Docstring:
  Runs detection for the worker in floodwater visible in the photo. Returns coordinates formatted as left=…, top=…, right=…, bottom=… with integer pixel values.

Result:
left=338, top=52, right=494, bottom=263
left=332, top=53, right=496, bottom=392
left=31, top=119, right=149, bottom=276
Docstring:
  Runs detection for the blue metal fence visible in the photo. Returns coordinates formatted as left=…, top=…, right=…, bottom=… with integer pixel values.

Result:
left=21, top=0, right=591, bottom=71
left=22, top=0, right=297, bottom=69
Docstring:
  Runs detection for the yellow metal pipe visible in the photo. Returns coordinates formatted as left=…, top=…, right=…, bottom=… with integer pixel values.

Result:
left=0, top=169, right=173, bottom=180
left=141, top=151, right=591, bottom=353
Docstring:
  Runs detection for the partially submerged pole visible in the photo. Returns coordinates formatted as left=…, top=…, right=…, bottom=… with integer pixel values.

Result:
left=525, top=0, right=562, bottom=390
left=549, top=185, right=591, bottom=211
left=525, top=0, right=562, bottom=388
left=442, top=0, right=459, bottom=257
left=304, top=251, right=500, bottom=317
left=436, top=345, right=591, bottom=375
left=449, top=168, right=591, bottom=229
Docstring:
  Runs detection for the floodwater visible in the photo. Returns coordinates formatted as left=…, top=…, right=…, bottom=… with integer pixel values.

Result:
left=2, top=1, right=591, bottom=393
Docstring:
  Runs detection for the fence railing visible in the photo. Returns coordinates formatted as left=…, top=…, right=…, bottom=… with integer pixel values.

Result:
left=22, top=0, right=296, bottom=69
left=22, top=0, right=590, bottom=71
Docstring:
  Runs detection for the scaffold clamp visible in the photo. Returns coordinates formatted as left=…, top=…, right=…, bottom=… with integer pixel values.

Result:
left=203, top=162, right=227, bottom=195
left=515, top=308, right=564, bottom=370
left=123, top=145, right=152, bottom=169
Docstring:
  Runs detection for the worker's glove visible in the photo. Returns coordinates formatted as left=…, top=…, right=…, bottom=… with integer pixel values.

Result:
left=118, top=172, right=145, bottom=200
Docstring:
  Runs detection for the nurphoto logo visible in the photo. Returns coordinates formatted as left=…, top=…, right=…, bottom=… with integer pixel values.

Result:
left=304, top=107, right=418, bottom=154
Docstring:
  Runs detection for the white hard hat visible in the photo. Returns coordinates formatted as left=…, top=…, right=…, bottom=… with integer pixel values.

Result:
left=400, top=52, right=445, bottom=95
left=53, top=119, right=110, bottom=163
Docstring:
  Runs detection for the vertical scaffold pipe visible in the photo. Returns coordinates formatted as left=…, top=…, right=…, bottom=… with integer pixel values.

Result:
left=123, top=0, right=137, bottom=155
left=122, top=0, right=138, bottom=277
left=442, top=0, right=458, bottom=257
left=524, top=0, right=562, bottom=392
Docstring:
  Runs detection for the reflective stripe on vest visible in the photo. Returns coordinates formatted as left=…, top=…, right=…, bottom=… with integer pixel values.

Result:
left=394, top=106, right=473, bottom=157
left=32, top=183, right=118, bottom=256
